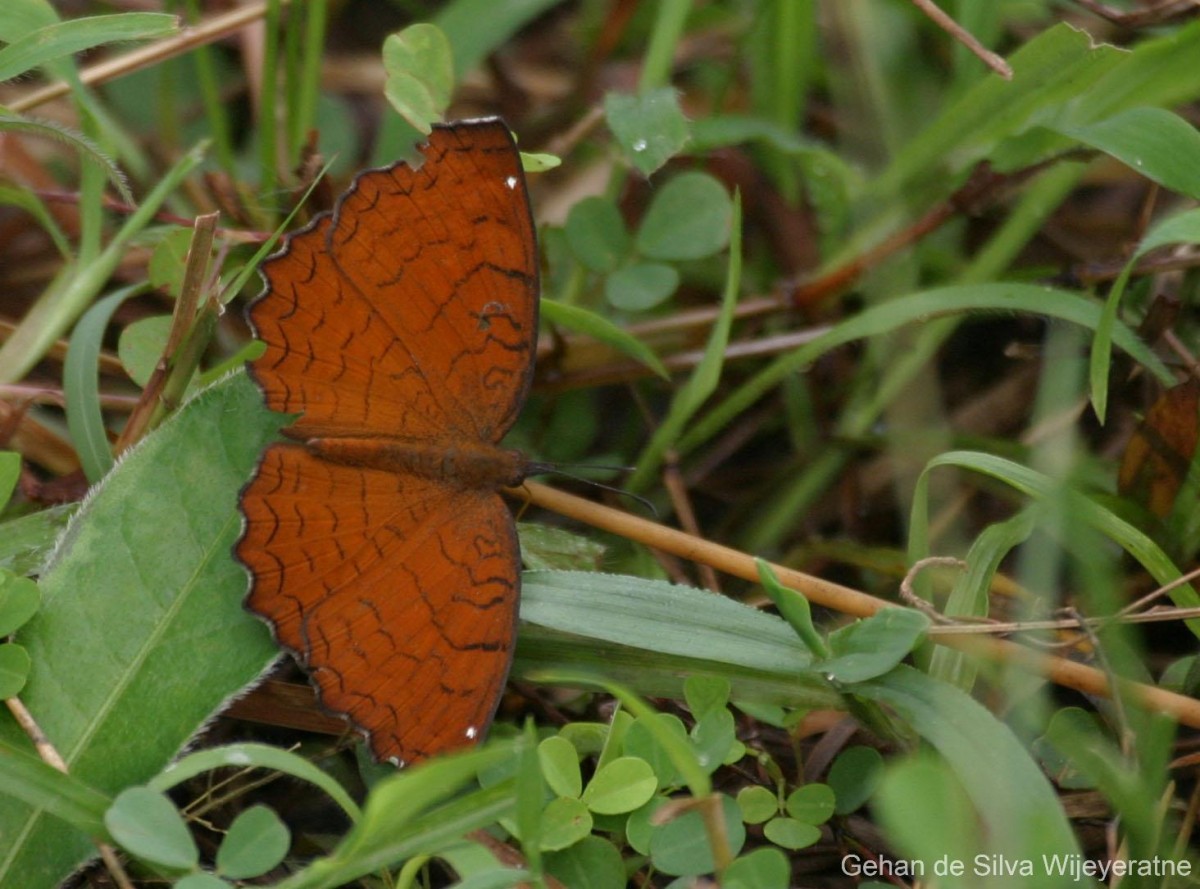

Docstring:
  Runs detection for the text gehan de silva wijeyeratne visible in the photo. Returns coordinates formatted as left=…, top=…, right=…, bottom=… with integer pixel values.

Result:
left=841, top=853, right=1192, bottom=882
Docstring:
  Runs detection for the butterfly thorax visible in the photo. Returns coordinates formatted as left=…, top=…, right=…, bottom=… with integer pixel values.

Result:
left=306, top=436, right=528, bottom=490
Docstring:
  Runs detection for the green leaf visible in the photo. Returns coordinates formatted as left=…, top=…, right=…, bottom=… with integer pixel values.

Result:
left=874, top=754, right=980, bottom=881
left=757, top=559, right=828, bottom=658
left=580, top=757, right=657, bottom=815
left=0, top=734, right=110, bottom=838
left=565, top=196, right=629, bottom=273
left=821, top=608, right=930, bottom=683
left=722, top=847, right=790, bottom=889
left=174, top=874, right=232, bottom=889
left=64, top=285, right=142, bottom=483
left=683, top=676, right=730, bottom=718
left=735, top=786, right=777, bottom=824
left=635, top=172, right=732, bottom=261
left=538, top=736, right=582, bottom=798
left=690, top=708, right=736, bottom=774
left=0, top=643, right=32, bottom=698
left=785, top=783, right=835, bottom=825
left=604, top=89, right=690, bottom=176
left=539, top=796, right=592, bottom=852
left=117, top=315, right=173, bottom=388
left=539, top=298, right=669, bottom=379
left=0, top=570, right=40, bottom=636
left=105, top=787, right=197, bottom=870
left=649, top=793, right=745, bottom=877
left=622, top=714, right=686, bottom=788
left=0, top=12, right=178, bottom=81
left=217, top=805, right=290, bottom=879
left=873, top=23, right=1125, bottom=198
left=0, top=374, right=280, bottom=887
left=544, top=835, right=625, bottom=889
left=857, top=667, right=1080, bottom=869
left=827, top=746, right=884, bottom=815
left=383, top=24, right=454, bottom=134
left=761, top=816, right=820, bottom=850
left=149, top=743, right=360, bottom=821
left=605, top=262, right=678, bottom=311
left=629, top=193, right=742, bottom=490
left=1056, top=107, right=1200, bottom=200
left=433, top=0, right=560, bottom=80
left=0, top=451, right=18, bottom=509
left=146, top=227, right=196, bottom=296
left=0, top=504, right=75, bottom=576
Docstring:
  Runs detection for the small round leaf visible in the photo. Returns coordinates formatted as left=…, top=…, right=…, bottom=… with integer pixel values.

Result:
left=0, top=643, right=32, bottom=698
left=0, top=570, right=40, bottom=636
left=539, top=735, right=583, bottom=798
left=580, top=756, right=658, bottom=814
left=735, top=785, right=778, bottom=824
left=636, top=172, right=732, bottom=260
left=605, top=262, right=678, bottom=311
left=762, top=816, right=821, bottom=850
left=649, top=793, right=745, bottom=876
left=785, top=783, right=836, bottom=825
left=544, top=835, right=625, bottom=889
left=216, top=804, right=290, bottom=878
left=828, top=746, right=884, bottom=814
left=540, top=796, right=592, bottom=851
left=105, top=787, right=198, bottom=869
left=566, top=196, right=629, bottom=272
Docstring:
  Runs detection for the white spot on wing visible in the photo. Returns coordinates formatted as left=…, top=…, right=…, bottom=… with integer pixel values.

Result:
left=505, top=176, right=518, bottom=189
left=465, top=725, right=478, bottom=739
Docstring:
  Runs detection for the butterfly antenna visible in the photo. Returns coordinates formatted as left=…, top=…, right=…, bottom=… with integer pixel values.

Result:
left=523, top=462, right=658, bottom=516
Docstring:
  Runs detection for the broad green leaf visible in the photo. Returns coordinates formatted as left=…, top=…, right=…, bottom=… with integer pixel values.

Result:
left=0, top=736, right=109, bottom=837
left=105, top=787, right=197, bottom=870
left=0, top=373, right=280, bottom=888
left=604, top=89, right=690, bottom=176
left=636, top=172, right=733, bottom=261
